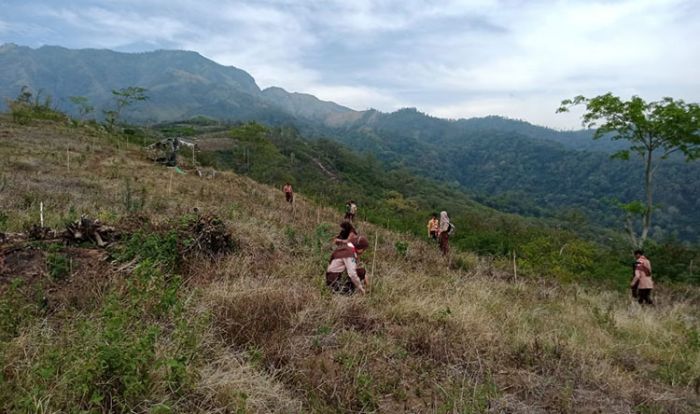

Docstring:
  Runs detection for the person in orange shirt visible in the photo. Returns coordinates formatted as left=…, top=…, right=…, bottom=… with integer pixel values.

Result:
left=631, top=249, right=654, bottom=305
left=427, top=213, right=439, bottom=241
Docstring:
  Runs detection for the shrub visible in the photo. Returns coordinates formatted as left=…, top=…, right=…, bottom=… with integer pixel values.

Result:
left=116, top=230, right=180, bottom=271
left=46, top=244, right=70, bottom=281
left=7, top=86, right=68, bottom=125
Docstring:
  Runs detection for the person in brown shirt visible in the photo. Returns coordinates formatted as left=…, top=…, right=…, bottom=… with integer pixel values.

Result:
left=282, top=183, right=294, bottom=203
left=631, top=249, right=653, bottom=305
left=326, top=235, right=369, bottom=294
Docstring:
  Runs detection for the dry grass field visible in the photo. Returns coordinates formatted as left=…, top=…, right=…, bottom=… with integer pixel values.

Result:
left=1, top=116, right=699, bottom=413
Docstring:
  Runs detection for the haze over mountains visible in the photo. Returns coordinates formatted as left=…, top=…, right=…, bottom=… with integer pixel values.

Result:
left=1, top=43, right=698, bottom=241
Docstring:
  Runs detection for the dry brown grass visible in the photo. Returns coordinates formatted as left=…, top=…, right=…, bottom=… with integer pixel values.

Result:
left=1, top=117, right=699, bottom=413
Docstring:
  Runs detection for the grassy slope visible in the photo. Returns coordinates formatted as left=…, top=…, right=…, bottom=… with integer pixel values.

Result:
left=1, top=117, right=699, bottom=413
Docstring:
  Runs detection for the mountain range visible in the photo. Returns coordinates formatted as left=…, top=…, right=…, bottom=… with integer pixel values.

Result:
left=1, top=43, right=698, bottom=241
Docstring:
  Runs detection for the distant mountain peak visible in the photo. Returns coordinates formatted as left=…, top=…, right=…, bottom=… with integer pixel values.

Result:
left=0, top=44, right=355, bottom=124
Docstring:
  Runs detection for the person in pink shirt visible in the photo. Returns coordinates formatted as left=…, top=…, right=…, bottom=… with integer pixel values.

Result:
left=631, top=249, right=654, bottom=305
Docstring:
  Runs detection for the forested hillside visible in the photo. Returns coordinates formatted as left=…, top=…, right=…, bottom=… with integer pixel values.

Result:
left=316, top=108, right=700, bottom=242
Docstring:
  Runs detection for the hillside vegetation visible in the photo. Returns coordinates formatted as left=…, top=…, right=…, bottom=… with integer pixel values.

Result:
left=1, top=116, right=700, bottom=413
left=161, top=119, right=699, bottom=287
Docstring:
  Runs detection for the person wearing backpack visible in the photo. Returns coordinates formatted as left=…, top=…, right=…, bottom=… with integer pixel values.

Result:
left=438, top=211, right=452, bottom=256
left=631, top=249, right=653, bottom=305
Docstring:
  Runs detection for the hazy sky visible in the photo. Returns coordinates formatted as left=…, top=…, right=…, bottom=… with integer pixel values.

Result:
left=1, top=0, right=699, bottom=128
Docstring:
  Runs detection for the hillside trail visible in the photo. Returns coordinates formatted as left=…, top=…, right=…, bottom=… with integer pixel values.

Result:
left=1, top=117, right=699, bottom=413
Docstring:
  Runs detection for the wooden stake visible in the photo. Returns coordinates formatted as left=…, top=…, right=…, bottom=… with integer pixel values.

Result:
left=40, top=201, right=44, bottom=228
left=512, top=250, right=518, bottom=281
left=690, top=260, right=694, bottom=278
left=168, top=169, right=173, bottom=195
left=66, top=148, right=70, bottom=171
left=369, top=232, right=379, bottom=293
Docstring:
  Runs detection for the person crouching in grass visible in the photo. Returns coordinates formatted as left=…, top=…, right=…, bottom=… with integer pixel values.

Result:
left=326, top=235, right=369, bottom=295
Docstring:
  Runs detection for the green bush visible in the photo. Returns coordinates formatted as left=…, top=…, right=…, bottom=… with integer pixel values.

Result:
left=394, top=241, right=408, bottom=258
left=46, top=248, right=70, bottom=281
left=7, top=87, right=68, bottom=125
left=116, top=230, right=180, bottom=271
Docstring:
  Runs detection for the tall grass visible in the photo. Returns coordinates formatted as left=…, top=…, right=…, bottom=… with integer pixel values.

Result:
left=0, top=116, right=698, bottom=412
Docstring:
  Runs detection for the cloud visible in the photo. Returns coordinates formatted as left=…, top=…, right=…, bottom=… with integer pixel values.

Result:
left=1, top=0, right=698, bottom=128
left=305, top=84, right=405, bottom=111
left=425, top=94, right=587, bottom=130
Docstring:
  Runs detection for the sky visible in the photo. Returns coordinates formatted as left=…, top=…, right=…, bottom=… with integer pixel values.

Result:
left=1, top=0, right=699, bottom=129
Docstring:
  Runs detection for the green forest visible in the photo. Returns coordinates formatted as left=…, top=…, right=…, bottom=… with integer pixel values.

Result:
left=311, top=109, right=700, bottom=243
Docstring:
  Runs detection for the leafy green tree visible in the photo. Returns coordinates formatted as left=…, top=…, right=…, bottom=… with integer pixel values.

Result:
left=103, top=86, right=149, bottom=131
left=558, top=93, right=700, bottom=247
left=69, top=96, right=94, bottom=121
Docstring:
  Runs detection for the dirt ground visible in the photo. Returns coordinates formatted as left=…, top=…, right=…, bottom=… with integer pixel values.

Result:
left=0, top=242, right=114, bottom=311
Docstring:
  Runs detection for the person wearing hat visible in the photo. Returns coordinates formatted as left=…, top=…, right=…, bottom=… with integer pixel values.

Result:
left=325, top=235, right=369, bottom=294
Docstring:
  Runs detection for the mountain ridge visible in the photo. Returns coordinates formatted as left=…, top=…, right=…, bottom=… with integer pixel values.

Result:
left=1, top=43, right=598, bottom=144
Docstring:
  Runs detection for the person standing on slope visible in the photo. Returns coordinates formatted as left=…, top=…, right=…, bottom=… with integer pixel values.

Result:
left=427, top=213, right=439, bottom=241
left=438, top=211, right=452, bottom=256
left=344, top=200, right=357, bottom=222
left=282, top=182, right=294, bottom=204
left=326, top=235, right=369, bottom=294
left=631, top=249, right=654, bottom=305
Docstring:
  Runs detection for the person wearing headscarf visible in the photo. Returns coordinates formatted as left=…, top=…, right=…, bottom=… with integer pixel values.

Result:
left=439, top=211, right=451, bottom=256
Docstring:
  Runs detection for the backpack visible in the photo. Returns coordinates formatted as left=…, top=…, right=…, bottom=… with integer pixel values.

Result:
left=447, top=223, right=456, bottom=235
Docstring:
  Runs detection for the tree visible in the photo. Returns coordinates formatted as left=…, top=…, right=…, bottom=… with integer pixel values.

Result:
left=103, top=86, right=148, bottom=131
left=69, top=96, right=94, bottom=121
left=558, top=93, right=700, bottom=248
